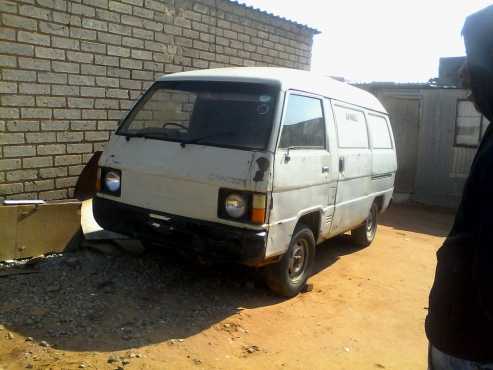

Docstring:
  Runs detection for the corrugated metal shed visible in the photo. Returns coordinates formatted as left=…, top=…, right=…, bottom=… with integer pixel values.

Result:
left=358, top=82, right=476, bottom=208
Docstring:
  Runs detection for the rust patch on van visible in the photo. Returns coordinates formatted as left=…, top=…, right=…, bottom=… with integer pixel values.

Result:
left=253, top=157, right=270, bottom=182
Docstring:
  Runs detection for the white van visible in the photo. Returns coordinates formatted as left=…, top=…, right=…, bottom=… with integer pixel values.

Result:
left=93, top=67, right=397, bottom=297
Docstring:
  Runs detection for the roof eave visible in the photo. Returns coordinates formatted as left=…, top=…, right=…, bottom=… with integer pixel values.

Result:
left=228, top=0, right=321, bottom=35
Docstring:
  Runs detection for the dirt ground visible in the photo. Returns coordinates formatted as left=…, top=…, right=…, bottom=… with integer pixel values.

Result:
left=0, top=203, right=454, bottom=370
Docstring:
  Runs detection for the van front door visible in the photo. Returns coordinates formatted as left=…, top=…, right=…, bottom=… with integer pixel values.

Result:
left=268, top=92, right=337, bottom=256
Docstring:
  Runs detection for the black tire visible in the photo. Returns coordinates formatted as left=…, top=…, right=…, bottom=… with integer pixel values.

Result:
left=265, top=224, right=316, bottom=298
left=351, top=202, right=378, bottom=247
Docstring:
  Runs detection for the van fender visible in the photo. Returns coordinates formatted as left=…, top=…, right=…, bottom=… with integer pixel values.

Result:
left=265, top=206, right=324, bottom=258
left=74, top=151, right=102, bottom=201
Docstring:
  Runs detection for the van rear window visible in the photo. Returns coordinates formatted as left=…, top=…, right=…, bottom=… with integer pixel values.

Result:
left=117, top=81, right=279, bottom=151
left=368, top=114, right=392, bottom=149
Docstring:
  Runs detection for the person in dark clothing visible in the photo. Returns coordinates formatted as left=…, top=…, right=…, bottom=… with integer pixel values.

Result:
left=426, top=5, right=493, bottom=369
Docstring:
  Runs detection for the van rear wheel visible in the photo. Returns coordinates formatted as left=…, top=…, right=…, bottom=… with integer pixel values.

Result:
left=265, top=224, right=315, bottom=298
left=351, top=202, right=378, bottom=247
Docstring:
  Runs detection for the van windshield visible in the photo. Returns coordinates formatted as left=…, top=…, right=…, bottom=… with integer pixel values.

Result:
left=117, top=81, right=279, bottom=151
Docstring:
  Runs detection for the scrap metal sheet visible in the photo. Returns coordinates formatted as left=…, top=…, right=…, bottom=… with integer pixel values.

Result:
left=0, top=202, right=81, bottom=261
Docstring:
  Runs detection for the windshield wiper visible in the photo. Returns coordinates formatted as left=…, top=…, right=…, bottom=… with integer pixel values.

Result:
left=124, top=132, right=147, bottom=141
left=124, top=132, right=173, bottom=142
left=180, top=131, right=234, bottom=148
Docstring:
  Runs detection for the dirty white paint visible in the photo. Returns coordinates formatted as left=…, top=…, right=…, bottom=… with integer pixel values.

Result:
left=267, top=93, right=396, bottom=257
left=98, top=68, right=396, bottom=261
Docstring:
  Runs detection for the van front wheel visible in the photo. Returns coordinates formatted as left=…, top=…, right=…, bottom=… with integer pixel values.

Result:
left=265, top=224, right=315, bottom=298
left=351, top=202, right=378, bottom=247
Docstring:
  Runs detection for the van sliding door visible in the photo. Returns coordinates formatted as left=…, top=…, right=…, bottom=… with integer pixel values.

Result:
left=328, top=100, right=373, bottom=236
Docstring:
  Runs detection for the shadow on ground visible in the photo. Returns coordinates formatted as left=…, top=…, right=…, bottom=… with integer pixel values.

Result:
left=0, top=202, right=451, bottom=353
left=379, top=203, right=454, bottom=238
left=0, top=235, right=362, bottom=353
left=313, top=234, right=367, bottom=275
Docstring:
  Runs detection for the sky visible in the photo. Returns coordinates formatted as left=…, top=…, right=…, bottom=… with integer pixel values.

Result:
left=238, top=0, right=493, bottom=82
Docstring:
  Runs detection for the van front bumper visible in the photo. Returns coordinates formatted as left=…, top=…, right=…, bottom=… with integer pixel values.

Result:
left=92, top=196, right=267, bottom=266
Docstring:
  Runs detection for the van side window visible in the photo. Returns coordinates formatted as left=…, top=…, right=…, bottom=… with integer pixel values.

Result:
left=333, top=105, right=369, bottom=148
left=367, top=114, right=392, bottom=149
left=279, top=95, right=325, bottom=149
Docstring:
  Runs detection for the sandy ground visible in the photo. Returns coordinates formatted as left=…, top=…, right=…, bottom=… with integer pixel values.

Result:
left=0, top=203, right=454, bottom=370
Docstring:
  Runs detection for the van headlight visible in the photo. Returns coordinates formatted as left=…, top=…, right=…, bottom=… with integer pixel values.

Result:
left=224, top=193, right=247, bottom=218
left=102, top=169, right=121, bottom=195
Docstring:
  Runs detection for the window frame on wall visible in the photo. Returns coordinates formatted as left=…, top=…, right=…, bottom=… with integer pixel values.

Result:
left=454, top=99, right=490, bottom=148
left=277, top=92, right=327, bottom=150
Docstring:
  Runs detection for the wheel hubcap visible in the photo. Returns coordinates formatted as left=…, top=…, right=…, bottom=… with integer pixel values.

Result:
left=366, top=206, right=377, bottom=240
left=288, top=239, right=308, bottom=282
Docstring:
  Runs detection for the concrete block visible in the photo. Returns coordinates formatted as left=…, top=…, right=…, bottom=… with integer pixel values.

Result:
left=2, top=95, right=35, bottom=107
left=7, top=121, right=39, bottom=132
left=80, top=87, right=106, bottom=97
left=0, top=159, right=22, bottom=171
left=82, top=18, right=108, bottom=32
left=6, top=169, right=37, bottom=181
left=85, top=131, right=109, bottom=141
left=39, top=166, right=68, bottom=178
left=19, top=5, right=51, bottom=20
left=67, top=51, right=94, bottom=63
left=4, top=145, right=36, bottom=158
left=35, top=47, right=65, bottom=60
left=67, top=98, right=94, bottom=109
left=17, top=31, right=50, bottom=46
left=24, top=179, right=54, bottom=192
left=0, top=183, right=23, bottom=195
left=53, top=108, right=81, bottom=119
left=2, top=15, right=37, bottom=31
left=39, top=189, right=67, bottom=200
left=3, top=69, right=36, bottom=82
left=18, top=57, right=51, bottom=71
left=0, top=82, right=17, bottom=94
left=56, top=132, right=84, bottom=143
left=70, top=120, right=97, bottom=131
left=26, top=132, right=57, bottom=143
left=67, top=143, right=92, bottom=153
left=36, top=97, right=66, bottom=108
left=23, top=156, right=53, bottom=168
left=53, top=36, right=80, bottom=50
left=54, top=154, right=81, bottom=166
left=52, top=85, right=80, bottom=96
left=38, top=72, right=68, bottom=85
left=37, top=144, right=66, bottom=155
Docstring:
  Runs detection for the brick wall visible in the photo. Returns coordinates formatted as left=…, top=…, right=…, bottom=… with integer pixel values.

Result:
left=0, top=0, right=317, bottom=200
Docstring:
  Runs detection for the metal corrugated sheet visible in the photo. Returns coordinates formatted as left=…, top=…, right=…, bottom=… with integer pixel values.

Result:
left=230, top=0, right=321, bottom=34
left=450, top=147, right=476, bottom=178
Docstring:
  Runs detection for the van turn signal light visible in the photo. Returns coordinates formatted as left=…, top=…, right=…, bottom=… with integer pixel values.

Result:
left=95, top=168, right=101, bottom=193
left=251, top=193, right=267, bottom=224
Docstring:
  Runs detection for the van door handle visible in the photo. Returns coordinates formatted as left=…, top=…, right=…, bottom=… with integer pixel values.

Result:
left=339, top=157, right=345, bottom=173
left=322, top=166, right=329, bottom=173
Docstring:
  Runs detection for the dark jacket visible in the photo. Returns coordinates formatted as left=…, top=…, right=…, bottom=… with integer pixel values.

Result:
left=425, top=5, right=493, bottom=362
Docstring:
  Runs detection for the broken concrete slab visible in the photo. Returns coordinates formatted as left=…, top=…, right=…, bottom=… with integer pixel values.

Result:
left=0, top=201, right=81, bottom=261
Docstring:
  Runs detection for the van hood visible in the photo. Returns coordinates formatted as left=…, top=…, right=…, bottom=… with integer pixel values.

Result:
left=99, top=134, right=272, bottom=224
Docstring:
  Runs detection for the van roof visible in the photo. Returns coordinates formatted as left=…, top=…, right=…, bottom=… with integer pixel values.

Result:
left=158, top=67, right=387, bottom=114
